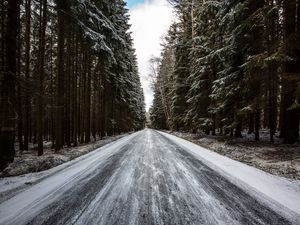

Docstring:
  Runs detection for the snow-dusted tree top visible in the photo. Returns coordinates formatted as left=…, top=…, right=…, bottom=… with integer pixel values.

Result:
left=70, top=0, right=126, bottom=59
left=58, top=0, right=146, bottom=128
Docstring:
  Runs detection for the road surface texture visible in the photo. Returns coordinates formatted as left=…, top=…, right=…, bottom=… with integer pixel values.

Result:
left=0, top=129, right=298, bottom=225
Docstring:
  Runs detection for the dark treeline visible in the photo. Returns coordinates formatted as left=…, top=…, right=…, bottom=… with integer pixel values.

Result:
left=150, top=0, right=300, bottom=143
left=0, top=0, right=145, bottom=170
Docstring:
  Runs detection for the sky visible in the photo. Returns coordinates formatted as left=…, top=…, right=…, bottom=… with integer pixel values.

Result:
left=126, top=0, right=145, bottom=8
left=126, top=0, right=174, bottom=111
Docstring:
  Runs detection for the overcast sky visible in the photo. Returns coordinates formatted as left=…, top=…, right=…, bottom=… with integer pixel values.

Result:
left=126, top=0, right=174, bottom=111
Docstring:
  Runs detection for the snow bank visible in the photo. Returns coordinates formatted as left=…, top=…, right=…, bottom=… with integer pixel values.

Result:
left=170, top=131, right=300, bottom=180
left=158, top=131, right=300, bottom=220
left=0, top=132, right=137, bottom=203
left=1, top=134, right=130, bottom=178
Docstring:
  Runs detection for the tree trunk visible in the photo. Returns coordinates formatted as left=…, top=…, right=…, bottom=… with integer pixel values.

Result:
left=0, top=0, right=20, bottom=170
left=268, top=63, right=277, bottom=143
left=37, top=0, right=47, bottom=156
left=16, top=8, right=23, bottom=151
left=24, top=0, right=31, bottom=151
left=85, top=57, right=91, bottom=143
left=280, top=0, right=300, bottom=143
left=235, top=122, right=242, bottom=138
left=49, top=31, right=55, bottom=148
left=248, top=113, right=254, bottom=134
left=73, top=35, right=79, bottom=146
left=64, top=35, right=71, bottom=147
left=55, top=1, right=66, bottom=151
left=255, top=108, right=260, bottom=141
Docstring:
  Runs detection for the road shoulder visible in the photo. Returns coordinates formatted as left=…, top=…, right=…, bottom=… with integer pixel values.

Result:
left=158, top=131, right=300, bottom=223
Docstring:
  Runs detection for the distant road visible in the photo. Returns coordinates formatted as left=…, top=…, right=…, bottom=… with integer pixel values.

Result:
left=0, top=129, right=297, bottom=225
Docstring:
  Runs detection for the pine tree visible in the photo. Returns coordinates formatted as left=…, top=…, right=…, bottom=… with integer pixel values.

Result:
left=0, top=0, right=20, bottom=170
left=152, top=0, right=299, bottom=144
left=171, top=0, right=193, bottom=131
left=280, top=0, right=300, bottom=143
left=37, top=0, right=48, bottom=155
left=0, top=0, right=145, bottom=170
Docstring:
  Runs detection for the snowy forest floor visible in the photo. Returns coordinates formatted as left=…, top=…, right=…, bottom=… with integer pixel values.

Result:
left=0, top=133, right=131, bottom=178
left=167, top=130, right=300, bottom=180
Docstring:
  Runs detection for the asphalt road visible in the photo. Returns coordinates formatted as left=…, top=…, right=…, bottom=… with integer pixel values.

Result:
left=0, top=129, right=296, bottom=225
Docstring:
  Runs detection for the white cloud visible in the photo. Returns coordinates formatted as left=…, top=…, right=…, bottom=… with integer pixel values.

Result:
left=129, top=0, right=174, bottom=111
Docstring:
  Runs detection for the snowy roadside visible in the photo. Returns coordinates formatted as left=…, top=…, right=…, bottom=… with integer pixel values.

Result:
left=1, top=133, right=131, bottom=178
left=0, top=133, right=131, bottom=202
left=159, top=131, right=300, bottom=221
left=166, top=130, right=300, bottom=180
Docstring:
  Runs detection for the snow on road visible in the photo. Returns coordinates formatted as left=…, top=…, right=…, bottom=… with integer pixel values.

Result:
left=0, top=129, right=299, bottom=225
left=0, top=132, right=141, bottom=224
left=158, top=131, right=300, bottom=218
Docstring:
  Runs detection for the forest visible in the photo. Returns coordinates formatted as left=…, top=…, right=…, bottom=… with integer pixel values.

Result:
left=150, top=0, right=300, bottom=144
left=0, top=0, right=145, bottom=171
left=1, top=1, right=300, bottom=223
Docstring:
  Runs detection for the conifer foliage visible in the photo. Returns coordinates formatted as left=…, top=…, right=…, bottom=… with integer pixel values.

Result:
left=151, top=0, right=300, bottom=143
left=0, top=0, right=145, bottom=170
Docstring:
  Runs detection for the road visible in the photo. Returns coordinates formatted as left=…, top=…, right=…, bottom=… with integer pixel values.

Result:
left=0, top=129, right=297, bottom=225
